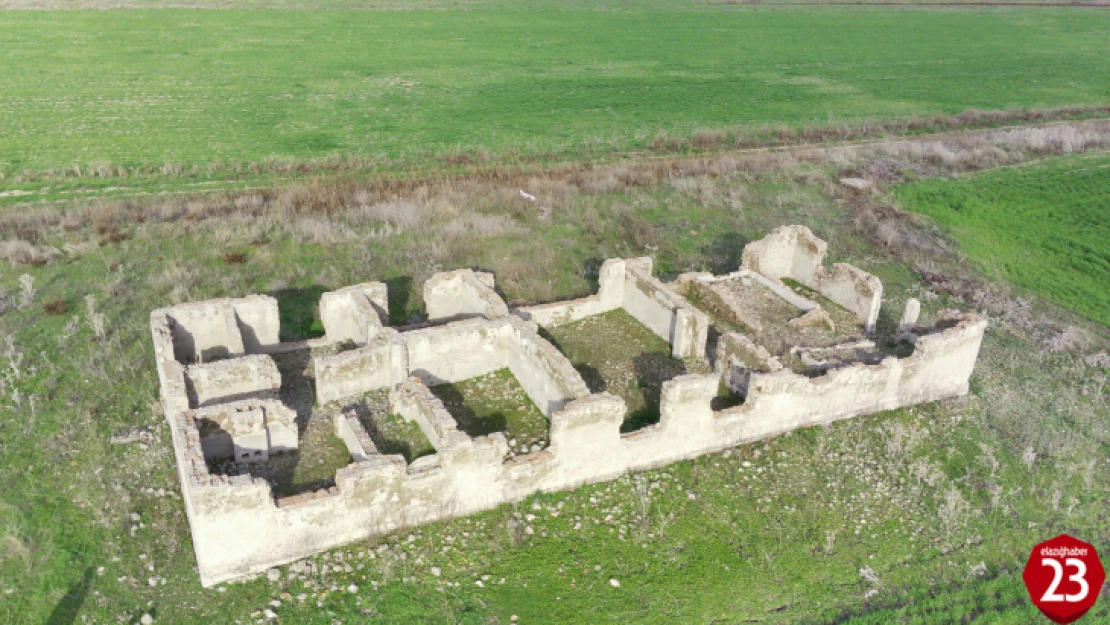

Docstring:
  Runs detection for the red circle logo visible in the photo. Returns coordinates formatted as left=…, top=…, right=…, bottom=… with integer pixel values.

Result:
left=1023, top=534, right=1106, bottom=624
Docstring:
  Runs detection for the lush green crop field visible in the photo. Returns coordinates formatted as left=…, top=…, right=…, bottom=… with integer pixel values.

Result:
left=2, top=7, right=1110, bottom=175
left=897, top=153, right=1110, bottom=326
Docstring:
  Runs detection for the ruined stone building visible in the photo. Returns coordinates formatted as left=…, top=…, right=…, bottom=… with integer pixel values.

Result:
left=149, top=225, right=987, bottom=586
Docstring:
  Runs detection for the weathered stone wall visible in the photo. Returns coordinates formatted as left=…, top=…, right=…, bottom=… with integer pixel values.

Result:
left=621, top=259, right=709, bottom=360
left=423, top=269, right=509, bottom=322
left=335, top=410, right=378, bottom=462
left=514, top=258, right=625, bottom=326
left=195, top=399, right=298, bottom=462
left=500, top=316, right=590, bottom=417
left=519, top=257, right=709, bottom=360
left=716, top=332, right=783, bottom=395
left=314, top=330, right=407, bottom=404
left=403, top=318, right=510, bottom=385
left=314, top=316, right=587, bottom=414
left=390, top=377, right=463, bottom=449
left=155, top=296, right=280, bottom=363
left=741, top=226, right=882, bottom=332
left=319, top=282, right=388, bottom=345
left=185, top=354, right=281, bottom=407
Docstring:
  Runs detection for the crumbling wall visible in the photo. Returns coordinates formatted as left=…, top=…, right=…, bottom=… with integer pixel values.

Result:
left=314, top=317, right=587, bottom=416
left=150, top=312, right=190, bottom=417
left=716, top=332, right=783, bottom=395
left=319, top=282, right=388, bottom=345
left=169, top=310, right=986, bottom=587
left=741, top=226, right=882, bottom=332
left=718, top=311, right=987, bottom=437
left=517, top=259, right=626, bottom=326
left=519, top=257, right=709, bottom=360
left=335, top=411, right=377, bottom=462
left=404, top=318, right=510, bottom=385
left=196, top=400, right=298, bottom=462
left=231, top=297, right=282, bottom=354
left=622, top=259, right=709, bottom=359
left=185, top=354, right=281, bottom=407
left=390, top=377, right=464, bottom=450
left=154, top=295, right=280, bottom=363
left=500, top=317, right=590, bottom=416
left=423, top=269, right=508, bottom=322
left=175, top=397, right=509, bottom=587
left=314, top=330, right=407, bottom=404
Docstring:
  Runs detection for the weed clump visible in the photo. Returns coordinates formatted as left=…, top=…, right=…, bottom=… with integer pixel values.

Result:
left=42, top=298, right=69, bottom=315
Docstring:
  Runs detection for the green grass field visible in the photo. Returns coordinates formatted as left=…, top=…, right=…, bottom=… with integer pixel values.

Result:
left=897, top=153, right=1110, bottom=326
left=2, top=7, right=1110, bottom=176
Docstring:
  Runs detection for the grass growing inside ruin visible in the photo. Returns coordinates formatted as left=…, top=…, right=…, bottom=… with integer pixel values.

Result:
left=544, top=310, right=693, bottom=432
left=430, top=369, right=549, bottom=452
left=203, top=349, right=356, bottom=497
left=3, top=6, right=1110, bottom=184
left=897, top=152, right=1110, bottom=326
left=352, top=390, right=437, bottom=463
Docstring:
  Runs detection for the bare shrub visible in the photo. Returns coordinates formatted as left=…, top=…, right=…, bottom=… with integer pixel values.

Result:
left=1036, top=325, right=1092, bottom=353
left=0, top=533, right=32, bottom=571
left=275, top=184, right=312, bottom=214
left=234, top=194, right=264, bottom=212
left=441, top=214, right=524, bottom=239
left=580, top=172, right=624, bottom=195
left=977, top=443, right=1000, bottom=479
left=668, top=176, right=699, bottom=194
left=691, top=128, right=726, bottom=148
left=938, top=487, right=974, bottom=549
left=882, top=422, right=925, bottom=459
left=287, top=217, right=356, bottom=245
left=618, top=213, right=660, bottom=251
left=0, top=240, right=62, bottom=267
left=155, top=264, right=200, bottom=304
left=1084, top=351, right=1110, bottom=369
left=18, top=274, right=34, bottom=309
left=85, top=295, right=107, bottom=340
left=523, top=177, right=578, bottom=204
left=351, top=201, right=425, bottom=229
